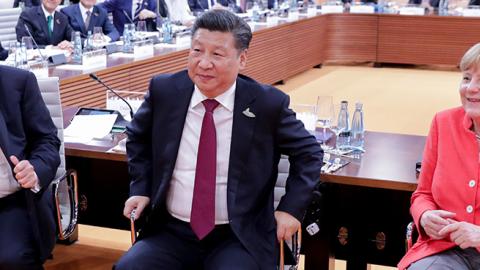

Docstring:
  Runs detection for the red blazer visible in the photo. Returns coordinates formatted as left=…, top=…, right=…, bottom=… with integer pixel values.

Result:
left=398, top=107, right=480, bottom=269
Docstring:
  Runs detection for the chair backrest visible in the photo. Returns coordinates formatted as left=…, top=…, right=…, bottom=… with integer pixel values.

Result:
left=37, top=77, right=65, bottom=180
left=0, top=8, right=21, bottom=46
left=0, top=0, right=15, bottom=9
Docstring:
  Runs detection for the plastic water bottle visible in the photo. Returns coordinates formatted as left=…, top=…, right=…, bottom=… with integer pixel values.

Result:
left=72, top=31, right=82, bottom=63
left=336, top=100, right=350, bottom=150
left=252, top=1, right=261, bottom=22
left=290, top=0, right=298, bottom=10
left=438, top=0, right=448, bottom=15
left=350, top=102, right=365, bottom=148
left=123, top=24, right=132, bottom=53
left=162, top=18, right=173, bottom=44
left=85, top=30, right=93, bottom=52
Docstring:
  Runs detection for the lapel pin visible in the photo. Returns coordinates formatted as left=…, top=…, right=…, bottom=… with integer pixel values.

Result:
left=94, top=12, right=99, bottom=16
left=56, top=19, right=60, bottom=24
left=242, top=108, right=255, bottom=118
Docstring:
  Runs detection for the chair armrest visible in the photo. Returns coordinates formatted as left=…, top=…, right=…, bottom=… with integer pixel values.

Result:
left=52, top=169, right=78, bottom=241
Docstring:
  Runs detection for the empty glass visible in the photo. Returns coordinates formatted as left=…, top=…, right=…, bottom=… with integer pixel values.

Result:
left=136, top=20, right=147, bottom=32
left=291, top=103, right=317, bottom=134
left=316, top=96, right=334, bottom=147
left=92, top=27, right=105, bottom=49
left=21, top=36, right=33, bottom=60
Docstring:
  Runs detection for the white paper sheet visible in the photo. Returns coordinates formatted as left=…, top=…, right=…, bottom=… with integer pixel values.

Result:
left=64, top=114, right=117, bottom=141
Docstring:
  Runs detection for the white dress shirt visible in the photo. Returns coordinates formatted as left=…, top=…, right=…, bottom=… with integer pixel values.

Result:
left=78, top=2, right=94, bottom=26
left=0, top=147, right=20, bottom=198
left=167, top=83, right=235, bottom=224
left=41, top=4, right=56, bottom=32
left=164, top=0, right=195, bottom=23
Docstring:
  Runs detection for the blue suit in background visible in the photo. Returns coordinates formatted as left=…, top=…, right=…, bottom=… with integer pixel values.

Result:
left=13, top=0, right=41, bottom=8
left=189, top=0, right=274, bottom=12
left=99, top=0, right=157, bottom=35
left=61, top=4, right=120, bottom=41
left=0, top=66, right=60, bottom=269
left=15, top=5, right=73, bottom=46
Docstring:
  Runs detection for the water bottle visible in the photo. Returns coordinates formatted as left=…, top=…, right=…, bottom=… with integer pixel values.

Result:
left=252, top=1, right=261, bottom=22
left=290, top=0, right=298, bottom=10
left=72, top=31, right=82, bottom=64
left=350, top=102, right=365, bottom=148
left=376, top=0, right=384, bottom=13
left=85, top=30, right=93, bottom=52
left=336, top=100, right=350, bottom=150
left=162, top=18, right=173, bottom=44
left=123, top=24, right=132, bottom=53
left=14, top=42, right=23, bottom=68
left=438, top=0, right=448, bottom=15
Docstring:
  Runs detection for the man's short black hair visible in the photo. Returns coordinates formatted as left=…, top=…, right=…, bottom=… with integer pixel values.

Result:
left=191, top=9, right=252, bottom=51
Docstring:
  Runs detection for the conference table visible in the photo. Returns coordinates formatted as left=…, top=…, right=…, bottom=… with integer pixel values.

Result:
left=64, top=103, right=425, bottom=269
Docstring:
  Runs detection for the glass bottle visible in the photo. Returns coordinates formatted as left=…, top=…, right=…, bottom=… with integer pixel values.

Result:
left=252, top=1, right=261, bottom=22
left=336, top=100, right=350, bottom=150
left=162, top=18, right=173, bottom=44
left=72, top=31, right=82, bottom=64
left=85, top=30, right=93, bottom=52
left=350, top=102, right=365, bottom=148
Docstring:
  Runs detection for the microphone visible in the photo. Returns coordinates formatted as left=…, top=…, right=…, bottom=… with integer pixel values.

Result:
left=122, top=9, right=135, bottom=24
left=89, top=73, right=134, bottom=120
left=24, top=24, right=46, bottom=61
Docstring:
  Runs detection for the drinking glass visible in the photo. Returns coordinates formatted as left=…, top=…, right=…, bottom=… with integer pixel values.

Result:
left=136, top=20, right=147, bottom=32
left=92, top=27, right=105, bottom=49
left=291, top=103, right=317, bottom=134
left=316, top=96, right=334, bottom=147
left=21, top=36, right=33, bottom=60
left=329, top=103, right=345, bottom=149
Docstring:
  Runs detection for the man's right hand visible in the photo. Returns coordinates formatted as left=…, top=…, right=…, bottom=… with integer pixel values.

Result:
left=123, top=196, right=150, bottom=220
left=420, top=209, right=456, bottom=239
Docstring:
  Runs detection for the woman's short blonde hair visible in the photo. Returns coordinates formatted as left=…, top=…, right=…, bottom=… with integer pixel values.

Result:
left=460, top=43, right=480, bottom=72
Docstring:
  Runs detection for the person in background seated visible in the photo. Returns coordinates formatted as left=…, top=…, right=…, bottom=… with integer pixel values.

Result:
left=15, top=0, right=73, bottom=49
left=61, top=0, right=120, bottom=42
left=0, top=65, right=60, bottom=270
left=114, top=9, right=322, bottom=270
left=163, top=0, right=195, bottom=26
left=0, top=43, right=7, bottom=61
left=99, top=0, right=157, bottom=35
left=188, top=0, right=269, bottom=13
left=398, top=42, right=480, bottom=270
left=13, top=0, right=41, bottom=8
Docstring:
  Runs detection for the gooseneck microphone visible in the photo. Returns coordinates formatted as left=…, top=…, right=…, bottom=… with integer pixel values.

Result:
left=122, top=9, right=135, bottom=24
left=24, top=24, right=46, bottom=61
left=89, top=73, right=134, bottom=119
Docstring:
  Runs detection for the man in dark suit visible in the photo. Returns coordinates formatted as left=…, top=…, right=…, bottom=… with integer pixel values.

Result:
left=0, top=66, right=60, bottom=270
left=15, top=0, right=73, bottom=49
left=61, top=0, right=120, bottom=42
left=99, top=0, right=157, bottom=35
left=0, top=43, right=7, bottom=61
left=115, top=9, right=322, bottom=270
left=188, top=0, right=272, bottom=13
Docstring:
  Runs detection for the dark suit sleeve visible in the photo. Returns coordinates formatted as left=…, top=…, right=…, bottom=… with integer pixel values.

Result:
left=0, top=43, right=8, bottom=61
left=15, top=10, right=30, bottom=42
left=21, top=72, right=61, bottom=188
left=102, top=13, right=120, bottom=41
left=63, top=20, right=73, bottom=42
left=275, top=95, right=323, bottom=221
left=98, top=0, right=116, bottom=13
left=125, top=79, right=155, bottom=198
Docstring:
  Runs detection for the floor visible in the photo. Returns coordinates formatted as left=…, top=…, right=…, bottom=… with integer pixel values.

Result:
left=45, top=64, right=462, bottom=270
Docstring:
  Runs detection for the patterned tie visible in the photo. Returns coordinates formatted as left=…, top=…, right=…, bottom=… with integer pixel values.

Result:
left=47, top=15, right=53, bottom=38
left=85, top=10, right=92, bottom=31
left=190, top=99, right=219, bottom=240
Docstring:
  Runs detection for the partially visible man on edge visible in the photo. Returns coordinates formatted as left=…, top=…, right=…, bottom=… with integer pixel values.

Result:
left=115, top=9, right=323, bottom=270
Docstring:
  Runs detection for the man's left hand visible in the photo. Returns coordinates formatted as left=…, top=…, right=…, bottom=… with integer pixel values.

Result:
left=138, top=9, right=156, bottom=20
left=10, top=155, right=39, bottom=189
left=275, top=211, right=301, bottom=243
left=439, top=221, right=480, bottom=249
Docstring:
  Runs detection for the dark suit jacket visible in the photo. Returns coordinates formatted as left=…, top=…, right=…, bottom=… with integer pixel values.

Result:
left=0, top=43, right=7, bottom=61
left=16, top=6, right=73, bottom=46
left=126, top=71, right=322, bottom=269
left=61, top=4, right=120, bottom=42
left=188, top=0, right=272, bottom=12
left=0, top=66, right=61, bottom=262
left=13, top=0, right=41, bottom=8
left=99, top=0, right=157, bottom=35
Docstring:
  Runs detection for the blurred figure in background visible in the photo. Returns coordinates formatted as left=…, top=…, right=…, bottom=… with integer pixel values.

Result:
left=99, top=0, right=157, bottom=35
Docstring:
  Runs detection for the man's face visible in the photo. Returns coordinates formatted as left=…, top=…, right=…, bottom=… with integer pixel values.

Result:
left=80, top=0, right=97, bottom=9
left=187, top=29, right=247, bottom=98
left=42, top=0, right=61, bottom=13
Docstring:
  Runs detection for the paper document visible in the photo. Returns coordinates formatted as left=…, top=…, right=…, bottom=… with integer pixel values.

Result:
left=64, top=114, right=117, bottom=141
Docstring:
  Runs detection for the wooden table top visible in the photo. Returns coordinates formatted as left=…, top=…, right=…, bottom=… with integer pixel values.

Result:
left=64, top=106, right=425, bottom=192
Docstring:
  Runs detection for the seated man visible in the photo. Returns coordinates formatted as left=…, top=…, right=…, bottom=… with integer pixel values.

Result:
left=62, top=0, right=120, bottom=42
left=189, top=0, right=272, bottom=13
left=99, top=0, right=157, bottom=35
left=15, top=0, right=73, bottom=49
left=13, top=0, right=41, bottom=8
left=0, top=43, right=7, bottom=61
left=115, top=9, right=322, bottom=270
left=0, top=65, right=61, bottom=269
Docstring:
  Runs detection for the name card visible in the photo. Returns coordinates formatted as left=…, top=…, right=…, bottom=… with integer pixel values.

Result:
left=133, top=40, right=154, bottom=59
left=399, top=6, right=425, bottom=15
left=321, top=5, right=344, bottom=14
left=463, top=8, right=480, bottom=17
left=82, top=49, right=107, bottom=68
left=288, top=11, right=300, bottom=21
left=29, top=60, right=49, bottom=78
left=350, top=5, right=375, bottom=14
left=307, top=7, right=319, bottom=16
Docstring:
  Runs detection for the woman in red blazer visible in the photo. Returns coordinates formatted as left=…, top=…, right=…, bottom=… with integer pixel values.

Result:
left=398, top=43, right=480, bottom=269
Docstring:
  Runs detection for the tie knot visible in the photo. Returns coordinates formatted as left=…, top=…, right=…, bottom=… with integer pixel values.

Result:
left=47, top=15, right=52, bottom=20
left=86, top=11, right=91, bottom=16
left=202, top=99, right=219, bottom=113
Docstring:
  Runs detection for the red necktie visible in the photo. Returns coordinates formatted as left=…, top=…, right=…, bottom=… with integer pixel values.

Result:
left=191, top=99, right=219, bottom=240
